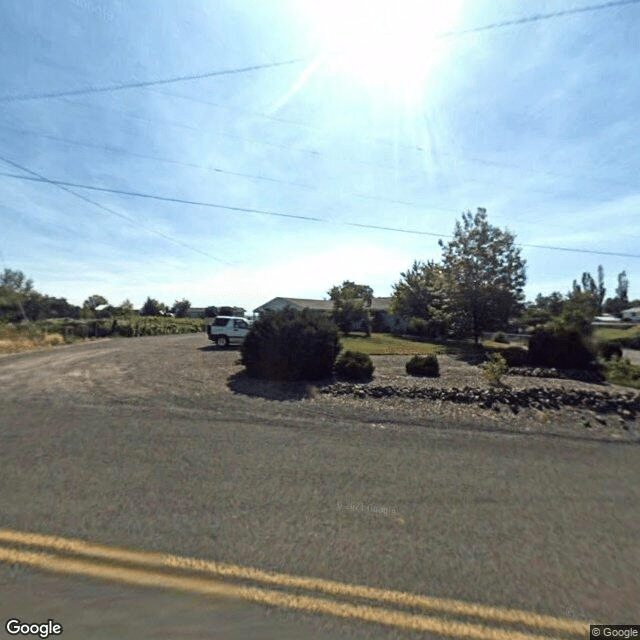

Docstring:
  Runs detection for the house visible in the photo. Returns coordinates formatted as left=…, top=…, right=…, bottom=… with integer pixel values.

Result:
left=622, top=307, right=640, bottom=322
left=253, top=296, right=402, bottom=332
left=593, top=314, right=623, bottom=326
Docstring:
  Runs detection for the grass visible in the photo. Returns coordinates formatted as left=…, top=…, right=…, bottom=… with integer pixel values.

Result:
left=593, top=324, right=640, bottom=342
left=340, top=333, right=446, bottom=355
left=0, top=331, right=66, bottom=354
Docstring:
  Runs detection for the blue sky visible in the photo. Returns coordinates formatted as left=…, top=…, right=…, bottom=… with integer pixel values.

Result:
left=1, top=0, right=639, bottom=312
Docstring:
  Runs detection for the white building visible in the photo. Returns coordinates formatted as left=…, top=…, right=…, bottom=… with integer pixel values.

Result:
left=621, top=307, right=640, bottom=322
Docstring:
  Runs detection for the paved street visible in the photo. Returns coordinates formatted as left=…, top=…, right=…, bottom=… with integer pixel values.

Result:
left=0, top=337, right=638, bottom=638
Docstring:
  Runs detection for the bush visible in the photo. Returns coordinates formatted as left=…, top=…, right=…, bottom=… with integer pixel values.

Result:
left=606, top=357, right=640, bottom=385
left=335, top=350, right=375, bottom=381
left=406, top=354, right=439, bottom=377
left=241, top=308, right=340, bottom=381
left=483, top=353, right=508, bottom=385
left=406, top=317, right=429, bottom=338
left=596, top=342, right=623, bottom=361
left=492, top=332, right=509, bottom=344
left=406, top=317, right=447, bottom=340
left=498, top=346, right=529, bottom=367
left=528, top=324, right=596, bottom=369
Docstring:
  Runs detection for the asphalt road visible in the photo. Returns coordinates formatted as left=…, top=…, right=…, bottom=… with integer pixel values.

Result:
left=1, top=336, right=638, bottom=638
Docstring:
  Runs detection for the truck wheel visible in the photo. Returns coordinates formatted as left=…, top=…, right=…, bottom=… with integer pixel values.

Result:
left=216, top=336, right=229, bottom=348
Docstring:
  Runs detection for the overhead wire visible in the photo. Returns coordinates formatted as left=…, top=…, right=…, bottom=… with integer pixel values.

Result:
left=2, top=169, right=639, bottom=259
left=0, top=57, right=311, bottom=103
left=0, top=157, right=234, bottom=266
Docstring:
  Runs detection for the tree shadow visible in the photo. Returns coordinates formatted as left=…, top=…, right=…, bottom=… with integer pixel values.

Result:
left=227, top=370, right=332, bottom=401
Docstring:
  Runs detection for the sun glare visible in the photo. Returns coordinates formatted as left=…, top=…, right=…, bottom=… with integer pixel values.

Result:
left=305, top=0, right=462, bottom=100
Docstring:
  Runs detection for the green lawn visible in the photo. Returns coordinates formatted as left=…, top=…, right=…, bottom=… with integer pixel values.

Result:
left=593, top=325, right=640, bottom=342
left=340, top=333, right=446, bottom=355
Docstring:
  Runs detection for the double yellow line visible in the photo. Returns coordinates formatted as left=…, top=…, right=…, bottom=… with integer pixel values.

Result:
left=0, top=529, right=589, bottom=639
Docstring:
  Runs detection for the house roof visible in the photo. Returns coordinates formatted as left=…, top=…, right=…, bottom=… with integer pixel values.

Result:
left=254, top=296, right=393, bottom=313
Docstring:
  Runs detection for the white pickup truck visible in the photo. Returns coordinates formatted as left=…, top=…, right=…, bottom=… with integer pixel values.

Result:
left=206, top=316, right=251, bottom=348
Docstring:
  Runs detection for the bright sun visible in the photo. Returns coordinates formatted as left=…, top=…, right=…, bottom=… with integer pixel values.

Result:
left=304, top=0, right=463, bottom=99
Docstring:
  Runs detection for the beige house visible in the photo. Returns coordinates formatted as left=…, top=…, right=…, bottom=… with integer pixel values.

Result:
left=253, top=296, right=401, bottom=332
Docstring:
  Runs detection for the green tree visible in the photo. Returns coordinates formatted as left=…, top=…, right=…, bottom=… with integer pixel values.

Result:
left=328, top=280, right=373, bottom=336
left=171, top=299, right=191, bottom=318
left=0, top=268, right=34, bottom=322
left=597, top=265, right=606, bottom=314
left=140, top=297, right=166, bottom=316
left=83, top=295, right=108, bottom=316
left=616, top=270, right=629, bottom=306
left=438, top=208, right=526, bottom=343
left=204, top=305, right=219, bottom=318
left=561, top=290, right=598, bottom=336
left=534, top=292, right=564, bottom=316
left=391, top=260, right=447, bottom=319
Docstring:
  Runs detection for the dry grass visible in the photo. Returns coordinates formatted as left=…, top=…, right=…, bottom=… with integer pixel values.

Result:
left=0, top=333, right=65, bottom=354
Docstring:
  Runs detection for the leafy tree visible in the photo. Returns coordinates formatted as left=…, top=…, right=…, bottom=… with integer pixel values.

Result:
left=204, top=306, right=218, bottom=318
left=597, top=265, right=606, bottom=314
left=390, top=260, right=447, bottom=324
left=534, top=292, right=564, bottom=316
left=0, top=268, right=34, bottom=322
left=83, top=295, right=108, bottom=313
left=328, top=280, right=373, bottom=335
left=438, top=208, right=526, bottom=343
left=218, top=306, right=245, bottom=317
left=140, top=297, right=166, bottom=316
left=603, top=270, right=632, bottom=317
left=616, top=270, right=629, bottom=306
left=171, top=299, right=191, bottom=318
left=561, top=290, right=598, bottom=336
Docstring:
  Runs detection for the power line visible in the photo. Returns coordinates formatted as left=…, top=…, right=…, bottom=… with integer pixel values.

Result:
left=3, top=0, right=635, bottom=106
left=2, top=169, right=639, bottom=259
left=0, top=157, right=234, bottom=265
left=439, top=0, right=640, bottom=37
left=0, top=124, right=316, bottom=191
left=0, top=58, right=310, bottom=104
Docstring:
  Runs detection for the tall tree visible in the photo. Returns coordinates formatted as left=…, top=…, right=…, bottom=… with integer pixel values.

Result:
left=140, top=297, right=166, bottom=316
left=390, top=260, right=446, bottom=320
left=171, top=299, right=191, bottom=318
left=328, top=280, right=373, bottom=335
left=83, top=295, right=108, bottom=313
left=616, top=270, right=629, bottom=306
left=0, top=268, right=33, bottom=322
left=597, top=265, right=606, bottom=314
left=581, top=272, right=597, bottom=296
left=438, top=208, right=526, bottom=343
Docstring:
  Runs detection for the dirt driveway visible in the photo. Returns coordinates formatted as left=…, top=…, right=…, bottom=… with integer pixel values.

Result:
left=0, top=333, right=637, bottom=442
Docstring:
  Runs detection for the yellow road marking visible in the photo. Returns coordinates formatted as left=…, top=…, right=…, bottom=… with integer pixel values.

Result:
left=0, top=529, right=589, bottom=637
left=0, top=546, right=571, bottom=640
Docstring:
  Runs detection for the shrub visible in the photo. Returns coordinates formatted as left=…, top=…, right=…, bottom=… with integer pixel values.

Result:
left=492, top=332, right=509, bottom=344
left=406, top=317, right=446, bottom=340
left=241, top=308, right=340, bottom=381
left=406, top=317, right=429, bottom=338
left=406, top=354, right=439, bottom=377
left=528, top=324, right=596, bottom=369
left=482, top=353, right=508, bottom=385
left=596, top=342, right=623, bottom=361
left=606, top=357, right=640, bottom=385
left=498, top=346, right=529, bottom=367
left=335, top=350, right=375, bottom=381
